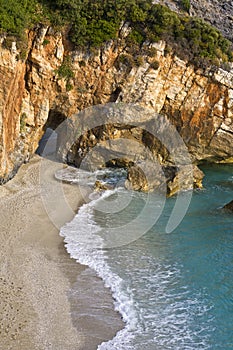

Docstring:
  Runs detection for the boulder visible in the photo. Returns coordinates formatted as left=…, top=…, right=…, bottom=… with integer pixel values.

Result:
left=167, top=165, right=204, bottom=197
left=125, top=163, right=204, bottom=195
left=94, top=180, right=112, bottom=191
left=125, top=161, right=165, bottom=192
left=223, top=200, right=233, bottom=212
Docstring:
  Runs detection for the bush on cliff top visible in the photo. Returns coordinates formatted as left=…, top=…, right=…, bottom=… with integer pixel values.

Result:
left=0, top=0, right=42, bottom=37
left=0, top=0, right=232, bottom=65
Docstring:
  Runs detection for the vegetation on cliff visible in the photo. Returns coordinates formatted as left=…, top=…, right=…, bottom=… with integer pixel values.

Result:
left=0, top=0, right=42, bottom=37
left=0, top=0, right=232, bottom=66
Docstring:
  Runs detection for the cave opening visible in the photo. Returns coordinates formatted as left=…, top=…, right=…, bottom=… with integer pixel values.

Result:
left=36, top=109, right=67, bottom=156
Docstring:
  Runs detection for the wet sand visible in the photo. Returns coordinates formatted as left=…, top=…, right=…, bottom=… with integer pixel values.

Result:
left=0, top=155, right=123, bottom=350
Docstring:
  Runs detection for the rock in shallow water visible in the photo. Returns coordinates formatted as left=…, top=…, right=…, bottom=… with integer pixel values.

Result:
left=223, top=200, right=233, bottom=212
left=94, top=180, right=113, bottom=191
left=125, top=162, right=204, bottom=195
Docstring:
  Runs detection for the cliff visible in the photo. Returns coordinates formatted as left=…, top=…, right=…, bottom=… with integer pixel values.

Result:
left=0, top=24, right=233, bottom=191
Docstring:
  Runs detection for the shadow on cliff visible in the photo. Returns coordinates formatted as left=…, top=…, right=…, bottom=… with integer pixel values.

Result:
left=36, top=109, right=67, bottom=156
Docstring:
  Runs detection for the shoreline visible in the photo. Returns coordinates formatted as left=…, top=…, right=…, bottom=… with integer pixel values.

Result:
left=0, top=155, right=123, bottom=350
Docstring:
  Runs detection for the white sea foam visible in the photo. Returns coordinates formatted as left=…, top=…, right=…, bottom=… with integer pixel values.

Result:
left=60, top=188, right=141, bottom=349
left=58, top=164, right=214, bottom=349
left=60, top=185, right=214, bottom=350
left=59, top=165, right=233, bottom=350
left=55, top=166, right=127, bottom=187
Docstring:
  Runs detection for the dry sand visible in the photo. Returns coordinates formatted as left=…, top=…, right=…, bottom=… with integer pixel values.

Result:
left=0, top=155, right=123, bottom=350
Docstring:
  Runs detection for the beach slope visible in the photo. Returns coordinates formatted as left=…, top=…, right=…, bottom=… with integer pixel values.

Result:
left=0, top=155, right=123, bottom=350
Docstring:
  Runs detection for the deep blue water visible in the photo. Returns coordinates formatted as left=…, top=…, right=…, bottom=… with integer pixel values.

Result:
left=60, top=164, right=233, bottom=349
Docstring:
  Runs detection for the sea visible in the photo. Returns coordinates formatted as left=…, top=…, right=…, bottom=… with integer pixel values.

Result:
left=59, top=163, right=233, bottom=350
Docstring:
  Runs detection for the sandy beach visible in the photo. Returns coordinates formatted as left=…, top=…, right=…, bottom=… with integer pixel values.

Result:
left=0, top=155, right=123, bottom=350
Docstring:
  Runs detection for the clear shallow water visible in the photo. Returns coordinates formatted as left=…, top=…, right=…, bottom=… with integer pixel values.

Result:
left=60, top=164, right=233, bottom=350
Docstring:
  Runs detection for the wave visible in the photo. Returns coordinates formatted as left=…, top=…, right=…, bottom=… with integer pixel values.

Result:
left=60, top=188, right=140, bottom=349
left=60, top=186, right=213, bottom=350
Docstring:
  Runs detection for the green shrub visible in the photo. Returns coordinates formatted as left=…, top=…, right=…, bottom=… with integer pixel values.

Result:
left=164, top=44, right=172, bottom=56
left=181, top=0, right=190, bottom=12
left=42, top=39, right=50, bottom=46
left=79, top=60, right=86, bottom=67
left=55, top=56, right=74, bottom=80
left=66, top=82, right=73, bottom=91
left=127, top=29, right=145, bottom=45
left=0, top=0, right=43, bottom=37
left=147, top=47, right=157, bottom=57
left=118, top=54, right=135, bottom=68
left=20, top=113, right=27, bottom=132
left=0, top=0, right=232, bottom=68
left=55, top=56, right=74, bottom=92
left=150, top=60, right=160, bottom=70
left=17, top=38, right=28, bottom=60
left=135, top=55, right=144, bottom=66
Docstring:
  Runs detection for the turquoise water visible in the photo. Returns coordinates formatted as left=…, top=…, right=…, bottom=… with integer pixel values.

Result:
left=60, top=164, right=233, bottom=349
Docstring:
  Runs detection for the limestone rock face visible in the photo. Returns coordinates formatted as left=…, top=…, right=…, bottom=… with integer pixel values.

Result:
left=0, top=25, right=233, bottom=194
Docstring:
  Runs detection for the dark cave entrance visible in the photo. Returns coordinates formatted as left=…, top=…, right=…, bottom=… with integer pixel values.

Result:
left=109, top=87, right=122, bottom=102
left=36, top=109, right=67, bottom=156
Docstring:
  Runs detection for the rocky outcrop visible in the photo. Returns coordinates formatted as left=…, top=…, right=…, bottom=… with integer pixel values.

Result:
left=125, top=163, right=203, bottom=195
left=0, top=24, right=233, bottom=193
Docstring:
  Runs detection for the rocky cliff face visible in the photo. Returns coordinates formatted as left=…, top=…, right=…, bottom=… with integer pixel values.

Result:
left=0, top=24, right=233, bottom=191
